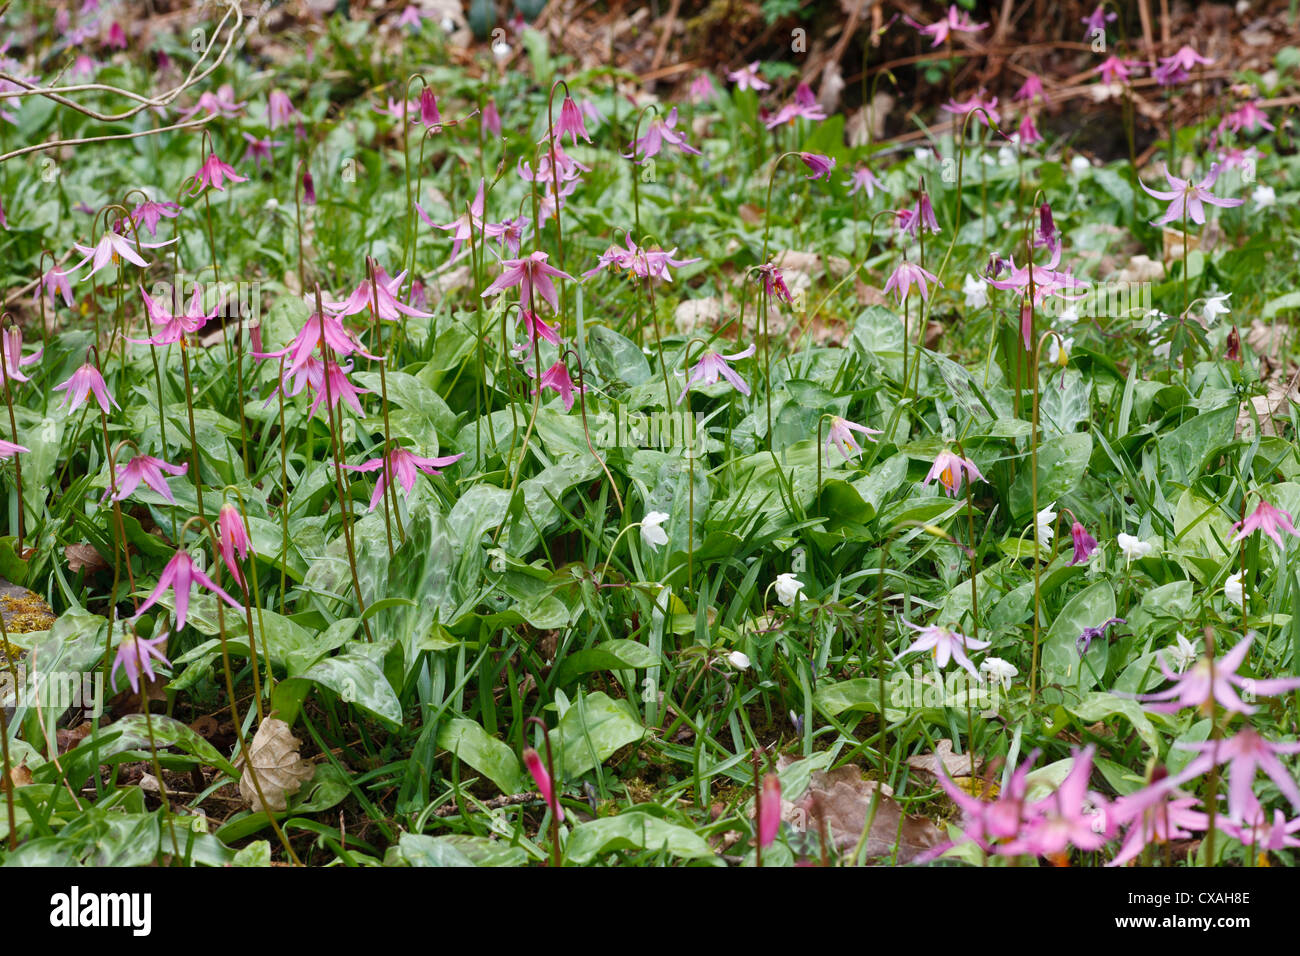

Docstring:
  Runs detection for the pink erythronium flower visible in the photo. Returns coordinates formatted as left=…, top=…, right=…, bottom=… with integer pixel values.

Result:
left=1140, top=163, right=1244, bottom=226
left=689, top=72, right=716, bottom=103
left=1154, top=45, right=1213, bottom=86
left=192, top=152, right=248, bottom=192
left=1002, top=746, right=1112, bottom=861
left=1231, top=499, right=1300, bottom=549
left=322, top=267, right=432, bottom=322
left=242, top=133, right=284, bottom=169
left=0, top=326, right=41, bottom=383
left=905, top=5, right=987, bottom=47
left=522, top=747, right=563, bottom=822
left=70, top=232, right=177, bottom=283
left=1106, top=780, right=1207, bottom=867
left=898, top=193, right=940, bottom=238
left=518, top=138, right=590, bottom=184
left=517, top=309, right=560, bottom=347
left=105, top=21, right=127, bottom=49
left=942, top=90, right=1000, bottom=127
left=306, top=359, right=369, bottom=418
left=531, top=361, right=584, bottom=412
left=824, top=416, right=882, bottom=464
left=1018, top=113, right=1043, bottom=146
left=924, top=449, right=987, bottom=497
left=1219, top=805, right=1300, bottom=853
left=266, top=89, right=300, bottom=130
left=1220, top=101, right=1273, bottom=135
left=1068, top=520, right=1098, bottom=565
left=677, top=345, right=755, bottom=404
left=483, top=216, right=531, bottom=257
left=130, top=285, right=218, bottom=346
left=255, top=310, right=379, bottom=375
left=552, top=95, right=591, bottom=146
left=103, top=454, right=188, bottom=504
left=53, top=363, right=119, bottom=415
left=396, top=4, right=424, bottom=30
left=1094, top=55, right=1139, bottom=85
left=133, top=549, right=242, bottom=631
left=1172, top=727, right=1300, bottom=822
left=896, top=619, right=990, bottom=676
left=42, top=267, right=74, bottom=308
left=481, top=251, right=574, bottom=313
left=111, top=629, right=171, bottom=693
left=764, top=84, right=827, bottom=129
left=755, top=261, right=793, bottom=306
left=847, top=165, right=881, bottom=198
left=758, top=773, right=781, bottom=849
left=418, top=87, right=442, bottom=129
left=1013, top=74, right=1046, bottom=103
left=301, top=169, right=316, bottom=205
left=727, top=61, right=770, bottom=91
left=216, top=502, right=250, bottom=588
left=0, top=440, right=29, bottom=458
left=482, top=100, right=501, bottom=137
left=129, top=200, right=180, bottom=238
left=1081, top=4, right=1116, bottom=34
left=1140, top=631, right=1300, bottom=716
left=415, top=179, right=485, bottom=264
left=344, top=446, right=464, bottom=511
left=177, top=83, right=246, bottom=120
left=798, top=152, right=835, bottom=180
left=933, top=749, right=1039, bottom=853
left=883, top=260, right=941, bottom=303
left=623, top=107, right=701, bottom=163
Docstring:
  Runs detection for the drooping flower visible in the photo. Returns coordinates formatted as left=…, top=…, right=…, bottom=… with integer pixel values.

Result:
left=323, top=267, right=432, bottom=322
left=418, top=87, right=442, bottom=129
left=1068, top=519, right=1098, bottom=565
left=1166, top=632, right=1199, bottom=674
left=1232, top=500, right=1300, bottom=550
left=1116, top=532, right=1154, bottom=564
left=1001, top=747, right=1113, bottom=861
left=798, top=152, right=836, bottom=181
left=517, top=309, right=560, bottom=347
left=764, top=84, right=827, bottom=129
left=192, top=152, right=248, bottom=192
left=1219, top=100, right=1274, bottom=135
left=1035, top=503, right=1057, bottom=547
left=553, top=95, right=591, bottom=146
left=216, top=502, right=250, bottom=587
left=1141, top=632, right=1300, bottom=716
left=1173, top=727, right=1300, bottom=822
left=104, top=454, right=188, bottom=504
left=924, top=449, right=986, bottom=498
left=677, top=345, right=755, bottom=403
left=1094, top=55, right=1138, bottom=85
left=906, top=5, right=987, bottom=47
left=688, top=72, right=716, bottom=103
left=942, top=90, right=1000, bottom=127
left=344, top=447, right=464, bottom=511
left=963, top=273, right=989, bottom=309
left=0, top=440, right=29, bottom=458
left=1035, top=202, right=1059, bottom=253
left=128, top=200, right=180, bottom=238
left=1140, top=163, right=1244, bottom=225
left=1080, top=4, right=1116, bottom=35
left=980, top=657, right=1018, bottom=691
left=70, top=231, right=176, bottom=282
left=847, top=165, right=882, bottom=198
left=130, top=285, right=218, bottom=346
left=624, top=107, right=701, bottom=163
left=415, top=178, right=485, bottom=264
left=640, top=511, right=669, bottom=551
left=896, top=620, right=990, bottom=677
left=42, top=267, right=74, bottom=308
left=1107, top=781, right=1207, bottom=868
left=482, top=100, right=501, bottom=136
left=1225, top=571, right=1244, bottom=606
left=883, top=260, right=941, bottom=304
left=306, top=359, right=369, bottom=418
left=133, top=549, right=243, bottom=631
left=774, top=573, right=806, bottom=608
left=1075, top=617, right=1125, bottom=657
left=897, top=193, right=941, bottom=237
left=0, top=327, right=41, bottom=384
left=1013, top=73, right=1046, bottom=103
left=481, top=251, right=574, bottom=313
left=176, top=83, right=246, bottom=120
left=758, top=773, right=781, bottom=849
left=1154, top=45, right=1213, bottom=86
left=532, top=361, right=583, bottom=412
left=110, top=629, right=171, bottom=693
left=53, top=363, right=119, bottom=414
left=242, top=133, right=284, bottom=169
left=824, top=416, right=882, bottom=464
left=266, top=89, right=300, bottom=130
left=522, top=747, right=563, bottom=822
left=726, top=61, right=770, bottom=91
left=1017, top=113, right=1043, bottom=146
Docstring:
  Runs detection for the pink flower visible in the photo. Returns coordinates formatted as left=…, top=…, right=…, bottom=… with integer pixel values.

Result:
left=1232, top=500, right=1300, bottom=549
left=0, top=327, right=41, bottom=384
left=1140, top=163, right=1244, bottom=225
left=177, top=83, right=246, bottom=120
left=1034, top=202, right=1059, bottom=253
left=306, top=359, right=369, bottom=418
left=255, top=310, right=379, bottom=374
left=1219, top=805, right=1300, bottom=852
left=523, top=747, right=563, bottom=822
left=418, top=87, right=442, bottom=129
left=727, top=61, right=770, bottom=91
left=898, top=193, right=940, bottom=237
left=798, top=152, right=835, bottom=181
left=481, top=251, right=574, bottom=313
left=216, top=502, right=250, bottom=587
left=1094, top=55, right=1138, bottom=85
left=1068, top=520, right=1098, bottom=565
left=678, top=346, right=755, bottom=403
left=883, top=260, right=941, bottom=303
left=242, top=133, right=283, bottom=169
left=1107, top=782, right=1207, bottom=867
left=624, top=107, right=701, bottom=163
left=0, top=440, right=29, bottom=458
left=266, top=89, right=300, bottom=131
left=1173, top=727, right=1300, bottom=822
left=129, top=200, right=180, bottom=238
left=847, top=165, right=881, bottom=198
left=42, top=267, right=74, bottom=308
left=1154, top=45, right=1213, bottom=85
left=482, top=100, right=501, bottom=137
left=415, top=179, right=485, bottom=264
left=1002, top=746, right=1112, bottom=859
left=1140, top=632, right=1300, bottom=715
left=896, top=619, right=990, bottom=676
left=192, top=153, right=248, bottom=192
left=924, top=449, right=986, bottom=497
left=532, top=361, right=584, bottom=412
left=105, top=21, right=127, bottom=50
left=906, top=5, right=987, bottom=48
left=129, top=285, right=217, bottom=346
left=302, top=169, right=316, bottom=205
left=1220, top=101, right=1273, bottom=135
left=1018, top=112, right=1043, bottom=146
left=111, top=630, right=171, bottom=693
left=322, top=267, right=431, bottom=322
left=134, top=550, right=243, bottom=631
left=758, top=773, right=781, bottom=848
left=755, top=261, right=792, bottom=306
left=689, top=72, right=716, bottom=103
left=1013, top=74, right=1046, bottom=103
left=483, top=216, right=531, bottom=257
left=104, top=454, right=188, bottom=504
left=1080, top=4, right=1116, bottom=35
left=942, top=90, right=999, bottom=127
left=553, top=95, right=591, bottom=146
left=934, top=748, right=1039, bottom=852
left=345, top=447, right=464, bottom=511
left=824, top=416, right=882, bottom=464
left=396, top=4, right=424, bottom=30
left=518, top=139, right=590, bottom=183
left=764, top=84, right=827, bottom=129
left=518, top=309, right=560, bottom=347
left=53, top=363, right=119, bottom=415
left=70, top=232, right=176, bottom=282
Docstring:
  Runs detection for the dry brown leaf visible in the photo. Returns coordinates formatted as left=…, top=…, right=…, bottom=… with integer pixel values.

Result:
left=64, top=543, right=109, bottom=575
left=781, top=761, right=944, bottom=863
left=1, top=762, right=33, bottom=791
left=906, top=739, right=983, bottom=780
left=1238, top=376, right=1299, bottom=440
left=237, top=717, right=315, bottom=813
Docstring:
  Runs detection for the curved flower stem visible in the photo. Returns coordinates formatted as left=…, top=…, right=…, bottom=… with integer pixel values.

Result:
left=313, top=286, right=373, bottom=642
left=0, top=317, right=26, bottom=553
left=546, top=79, right=571, bottom=339
left=401, top=74, right=428, bottom=277
left=365, top=257, right=397, bottom=557
left=1028, top=328, right=1064, bottom=703
left=628, top=104, right=659, bottom=244
left=221, top=488, right=267, bottom=722
left=276, top=355, right=290, bottom=617
left=637, top=232, right=675, bottom=406
left=525, top=716, right=562, bottom=866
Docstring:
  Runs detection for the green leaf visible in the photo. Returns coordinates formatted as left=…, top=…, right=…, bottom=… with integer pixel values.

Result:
left=437, top=718, right=524, bottom=794
left=549, top=691, right=644, bottom=780
left=1068, top=691, right=1161, bottom=752
left=565, top=812, right=718, bottom=864
left=553, top=639, right=659, bottom=686
left=1009, top=432, right=1092, bottom=520
left=1039, top=580, right=1116, bottom=694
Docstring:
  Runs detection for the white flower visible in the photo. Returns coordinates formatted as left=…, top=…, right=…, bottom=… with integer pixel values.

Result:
left=913, top=147, right=931, bottom=163
left=774, top=573, right=806, bottom=607
left=963, top=273, right=988, bottom=309
left=1048, top=335, right=1073, bottom=366
left=1167, top=632, right=1198, bottom=674
left=727, top=650, right=751, bottom=670
left=492, top=39, right=511, bottom=59
left=1202, top=293, right=1231, bottom=324
left=1252, top=184, right=1276, bottom=208
left=1224, top=571, right=1244, bottom=606
left=1070, top=155, right=1092, bottom=174
left=980, top=657, right=1018, bottom=691
left=1035, top=503, right=1058, bottom=547
left=640, top=511, right=669, bottom=551
left=996, top=145, right=1016, bottom=166
left=1117, top=533, right=1154, bottom=564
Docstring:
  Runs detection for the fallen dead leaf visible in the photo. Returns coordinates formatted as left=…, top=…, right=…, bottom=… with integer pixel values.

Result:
left=236, top=717, right=315, bottom=813
left=906, top=739, right=983, bottom=780
left=64, top=543, right=110, bottom=575
left=1, top=761, right=33, bottom=791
